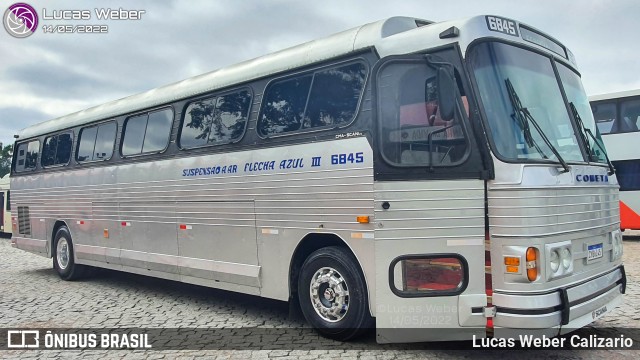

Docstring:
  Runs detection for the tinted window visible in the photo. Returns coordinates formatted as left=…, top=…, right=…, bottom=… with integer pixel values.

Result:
left=77, top=122, right=116, bottom=162
left=56, top=133, right=72, bottom=165
left=181, top=97, right=216, bottom=148
left=42, top=133, right=72, bottom=167
left=122, top=114, right=147, bottom=156
left=592, top=102, right=616, bottom=135
left=211, top=91, right=251, bottom=143
left=77, top=126, right=98, bottom=162
left=143, top=109, right=173, bottom=153
left=258, top=62, right=366, bottom=136
left=94, top=122, right=116, bottom=160
left=41, top=136, right=58, bottom=167
left=304, top=63, right=366, bottom=129
left=613, top=159, right=640, bottom=191
left=122, top=109, right=173, bottom=156
left=619, top=99, right=640, bottom=133
left=15, top=140, right=39, bottom=172
left=179, top=89, right=251, bottom=148
left=259, top=75, right=312, bottom=136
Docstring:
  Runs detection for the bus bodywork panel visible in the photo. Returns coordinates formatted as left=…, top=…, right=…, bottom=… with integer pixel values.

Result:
left=488, top=162, right=624, bottom=332
left=374, top=179, right=487, bottom=342
left=11, top=137, right=376, bottom=303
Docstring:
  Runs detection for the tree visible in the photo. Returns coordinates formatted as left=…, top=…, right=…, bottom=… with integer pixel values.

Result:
left=0, top=145, right=12, bottom=178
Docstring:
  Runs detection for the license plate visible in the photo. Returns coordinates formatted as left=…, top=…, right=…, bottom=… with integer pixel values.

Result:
left=592, top=305, right=608, bottom=320
left=587, top=243, right=603, bottom=261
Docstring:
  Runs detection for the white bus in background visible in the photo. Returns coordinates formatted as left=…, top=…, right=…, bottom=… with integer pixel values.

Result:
left=590, top=90, right=640, bottom=231
left=0, top=175, right=10, bottom=238
left=11, top=15, right=625, bottom=342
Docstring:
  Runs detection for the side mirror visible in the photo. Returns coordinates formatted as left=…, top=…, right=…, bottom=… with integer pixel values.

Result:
left=436, top=67, right=455, bottom=121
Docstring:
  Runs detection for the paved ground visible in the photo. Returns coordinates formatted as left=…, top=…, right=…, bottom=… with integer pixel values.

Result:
left=0, top=231, right=639, bottom=359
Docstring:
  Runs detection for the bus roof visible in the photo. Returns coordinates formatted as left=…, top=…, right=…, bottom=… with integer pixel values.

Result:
left=16, top=16, right=432, bottom=140
left=589, top=89, right=640, bottom=102
left=16, top=15, right=571, bottom=140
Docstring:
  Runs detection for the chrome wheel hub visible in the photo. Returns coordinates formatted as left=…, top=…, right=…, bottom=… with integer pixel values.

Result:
left=310, top=267, right=349, bottom=322
left=56, top=237, right=70, bottom=270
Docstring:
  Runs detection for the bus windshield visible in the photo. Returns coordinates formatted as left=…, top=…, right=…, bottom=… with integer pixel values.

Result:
left=557, top=64, right=608, bottom=163
left=469, top=42, right=584, bottom=163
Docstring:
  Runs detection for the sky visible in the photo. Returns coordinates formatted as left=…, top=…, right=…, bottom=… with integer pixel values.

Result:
left=1, top=0, right=638, bottom=149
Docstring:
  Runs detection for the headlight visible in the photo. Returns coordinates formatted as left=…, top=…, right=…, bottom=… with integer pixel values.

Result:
left=545, top=241, right=573, bottom=280
left=549, top=249, right=560, bottom=273
left=560, top=248, right=572, bottom=269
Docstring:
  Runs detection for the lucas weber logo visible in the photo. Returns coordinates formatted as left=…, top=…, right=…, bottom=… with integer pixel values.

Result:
left=3, top=2, right=38, bottom=38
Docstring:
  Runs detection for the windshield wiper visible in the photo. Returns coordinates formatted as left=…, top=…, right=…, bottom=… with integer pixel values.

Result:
left=569, top=102, right=615, bottom=175
left=505, top=78, right=570, bottom=173
left=504, top=80, right=546, bottom=158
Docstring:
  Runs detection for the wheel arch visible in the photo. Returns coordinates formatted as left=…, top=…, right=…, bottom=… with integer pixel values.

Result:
left=50, top=220, right=70, bottom=257
left=288, top=232, right=373, bottom=316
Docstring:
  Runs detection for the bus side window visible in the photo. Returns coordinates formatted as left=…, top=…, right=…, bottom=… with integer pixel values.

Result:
left=15, top=140, right=40, bottom=172
left=258, top=61, right=367, bottom=137
left=379, top=61, right=468, bottom=167
left=179, top=89, right=251, bottom=149
left=259, top=76, right=312, bottom=136
left=592, top=102, right=616, bottom=134
left=122, top=108, right=173, bottom=156
left=303, top=63, right=366, bottom=129
left=619, top=99, right=640, bottom=133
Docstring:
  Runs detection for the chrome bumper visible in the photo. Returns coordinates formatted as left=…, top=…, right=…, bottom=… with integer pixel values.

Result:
left=492, top=266, right=626, bottom=332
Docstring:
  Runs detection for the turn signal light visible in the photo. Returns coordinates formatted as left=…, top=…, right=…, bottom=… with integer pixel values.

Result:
left=506, top=266, right=519, bottom=273
left=356, top=216, right=370, bottom=224
left=504, top=256, right=520, bottom=266
left=526, top=247, right=537, bottom=281
left=504, top=256, right=521, bottom=274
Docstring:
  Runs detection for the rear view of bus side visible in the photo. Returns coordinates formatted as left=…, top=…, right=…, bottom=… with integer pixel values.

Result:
left=590, top=90, right=640, bottom=230
left=11, top=15, right=624, bottom=342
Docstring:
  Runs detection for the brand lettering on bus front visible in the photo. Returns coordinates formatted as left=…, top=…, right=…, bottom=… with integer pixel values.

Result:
left=575, top=174, right=609, bottom=183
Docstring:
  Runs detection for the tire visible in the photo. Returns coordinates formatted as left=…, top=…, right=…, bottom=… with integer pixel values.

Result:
left=53, top=226, right=87, bottom=280
left=298, top=246, right=374, bottom=341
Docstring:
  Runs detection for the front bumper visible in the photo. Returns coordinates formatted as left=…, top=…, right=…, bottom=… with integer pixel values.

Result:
left=492, top=265, right=625, bottom=334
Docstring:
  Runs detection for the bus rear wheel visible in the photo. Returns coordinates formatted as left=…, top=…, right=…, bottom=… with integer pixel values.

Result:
left=298, top=246, right=373, bottom=341
left=53, top=226, right=87, bottom=280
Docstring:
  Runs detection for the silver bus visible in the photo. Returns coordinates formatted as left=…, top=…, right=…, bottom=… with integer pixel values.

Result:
left=11, top=15, right=625, bottom=342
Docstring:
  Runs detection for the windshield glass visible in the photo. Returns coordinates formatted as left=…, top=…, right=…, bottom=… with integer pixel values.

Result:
left=556, top=64, right=607, bottom=163
left=469, top=42, right=583, bottom=163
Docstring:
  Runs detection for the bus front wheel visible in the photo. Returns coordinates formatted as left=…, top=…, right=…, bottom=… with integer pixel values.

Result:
left=298, top=246, right=373, bottom=341
left=53, top=226, right=87, bottom=280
